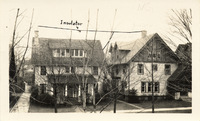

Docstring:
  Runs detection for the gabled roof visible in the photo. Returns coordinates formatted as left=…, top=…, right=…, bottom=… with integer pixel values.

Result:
left=111, top=33, right=179, bottom=64
left=122, top=34, right=154, bottom=63
left=111, top=34, right=153, bottom=64
left=31, top=38, right=104, bottom=66
left=167, top=64, right=191, bottom=83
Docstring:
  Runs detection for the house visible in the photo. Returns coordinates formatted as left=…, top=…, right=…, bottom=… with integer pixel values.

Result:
left=21, top=59, right=34, bottom=85
left=109, top=31, right=180, bottom=99
left=31, top=30, right=104, bottom=104
left=167, top=43, right=192, bottom=96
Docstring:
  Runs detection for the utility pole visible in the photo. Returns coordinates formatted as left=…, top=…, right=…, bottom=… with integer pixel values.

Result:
left=151, top=37, right=154, bottom=113
left=113, top=77, right=117, bottom=113
left=113, top=76, right=120, bottom=113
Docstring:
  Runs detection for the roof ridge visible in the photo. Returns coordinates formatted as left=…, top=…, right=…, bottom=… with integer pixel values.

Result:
left=36, top=37, right=100, bottom=41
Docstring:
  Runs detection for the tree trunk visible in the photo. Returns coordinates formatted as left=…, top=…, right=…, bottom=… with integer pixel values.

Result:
left=54, top=84, right=57, bottom=113
left=93, top=85, right=96, bottom=113
left=82, top=90, right=86, bottom=111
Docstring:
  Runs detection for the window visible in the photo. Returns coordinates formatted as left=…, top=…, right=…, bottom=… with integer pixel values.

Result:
left=165, top=64, right=171, bottom=75
left=71, top=49, right=74, bottom=56
left=137, top=64, right=144, bottom=75
left=93, top=66, right=98, bottom=75
left=148, top=82, right=152, bottom=92
left=152, top=64, right=157, bottom=71
left=141, top=82, right=160, bottom=93
left=66, top=49, right=70, bottom=57
left=40, top=84, right=46, bottom=94
left=123, top=65, right=126, bottom=74
left=155, top=82, right=160, bottom=92
left=148, top=50, right=161, bottom=60
left=66, top=49, right=70, bottom=53
left=71, top=67, right=76, bottom=73
left=80, top=50, right=83, bottom=56
left=57, top=49, right=60, bottom=56
left=41, top=66, right=46, bottom=75
left=75, top=49, right=78, bottom=56
left=61, top=49, right=65, bottom=57
left=141, top=82, right=146, bottom=92
left=65, top=66, right=70, bottom=73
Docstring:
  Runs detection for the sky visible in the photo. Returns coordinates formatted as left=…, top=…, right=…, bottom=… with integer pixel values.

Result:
left=1, top=0, right=198, bottom=60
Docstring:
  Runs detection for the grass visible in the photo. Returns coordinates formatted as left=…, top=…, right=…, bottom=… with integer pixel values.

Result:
left=85, top=99, right=139, bottom=112
left=132, top=99, right=191, bottom=109
left=28, top=98, right=192, bottom=113
left=28, top=103, right=77, bottom=113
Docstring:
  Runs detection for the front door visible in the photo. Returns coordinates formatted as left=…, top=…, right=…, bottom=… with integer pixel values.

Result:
left=67, top=84, right=78, bottom=98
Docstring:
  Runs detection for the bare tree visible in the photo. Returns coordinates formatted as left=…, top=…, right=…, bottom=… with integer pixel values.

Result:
left=9, top=8, right=34, bottom=111
left=168, top=9, right=192, bottom=43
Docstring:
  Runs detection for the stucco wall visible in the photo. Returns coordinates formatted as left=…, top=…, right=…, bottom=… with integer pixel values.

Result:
left=116, top=62, right=177, bottom=96
left=130, top=62, right=177, bottom=96
left=34, top=66, right=103, bottom=94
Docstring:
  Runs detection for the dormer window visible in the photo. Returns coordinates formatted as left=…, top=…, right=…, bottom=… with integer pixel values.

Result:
left=80, top=50, right=83, bottom=56
left=75, top=49, right=78, bottom=56
left=61, top=49, right=65, bottom=57
left=66, top=49, right=70, bottom=57
left=71, top=49, right=74, bottom=56
left=53, top=49, right=85, bottom=57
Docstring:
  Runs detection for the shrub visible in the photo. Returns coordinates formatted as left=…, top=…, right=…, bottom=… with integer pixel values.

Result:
left=37, top=93, right=54, bottom=105
left=30, top=85, right=39, bottom=103
left=30, top=85, right=54, bottom=105
left=125, top=88, right=137, bottom=96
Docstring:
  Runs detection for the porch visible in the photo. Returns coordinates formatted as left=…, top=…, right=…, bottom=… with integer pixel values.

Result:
left=47, top=74, right=97, bottom=104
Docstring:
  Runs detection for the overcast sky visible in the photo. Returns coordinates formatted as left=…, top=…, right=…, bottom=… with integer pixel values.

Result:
left=0, top=0, right=199, bottom=59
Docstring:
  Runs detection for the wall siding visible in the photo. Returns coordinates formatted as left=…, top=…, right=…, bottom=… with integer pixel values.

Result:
left=128, top=62, right=177, bottom=96
left=34, top=66, right=103, bottom=94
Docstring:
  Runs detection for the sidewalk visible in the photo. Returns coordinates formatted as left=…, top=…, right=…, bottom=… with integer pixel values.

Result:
left=84, top=100, right=191, bottom=113
left=100, top=107, right=192, bottom=113
left=10, top=84, right=31, bottom=113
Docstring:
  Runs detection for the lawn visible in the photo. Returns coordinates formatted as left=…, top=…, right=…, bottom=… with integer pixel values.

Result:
left=28, top=99, right=192, bottom=113
left=132, top=99, right=191, bottom=109
left=28, top=103, right=77, bottom=113
left=85, top=100, right=139, bottom=112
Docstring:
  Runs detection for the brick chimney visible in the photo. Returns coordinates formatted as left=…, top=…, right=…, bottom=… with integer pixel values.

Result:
left=33, top=30, right=39, bottom=45
left=141, top=30, right=147, bottom=38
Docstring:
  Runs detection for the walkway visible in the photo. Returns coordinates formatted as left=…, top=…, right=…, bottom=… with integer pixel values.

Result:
left=101, top=107, right=192, bottom=113
left=10, top=84, right=31, bottom=113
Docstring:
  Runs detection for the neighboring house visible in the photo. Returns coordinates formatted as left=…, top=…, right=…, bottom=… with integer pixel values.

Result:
left=21, top=59, right=34, bottom=85
left=167, top=43, right=192, bottom=95
left=31, top=31, right=104, bottom=104
left=109, top=31, right=180, bottom=98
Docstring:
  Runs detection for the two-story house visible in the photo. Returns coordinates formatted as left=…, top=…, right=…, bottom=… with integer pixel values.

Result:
left=167, top=43, right=192, bottom=96
left=31, top=31, right=104, bottom=104
left=109, top=31, right=180, bottom=99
